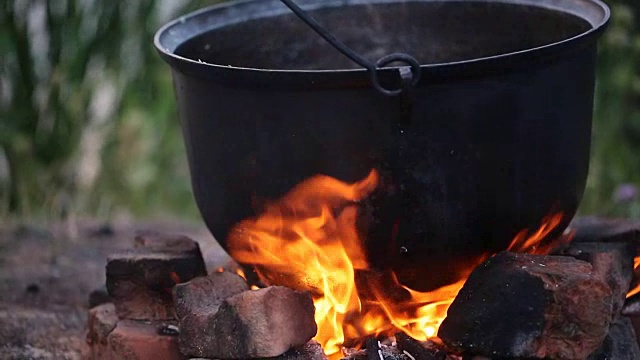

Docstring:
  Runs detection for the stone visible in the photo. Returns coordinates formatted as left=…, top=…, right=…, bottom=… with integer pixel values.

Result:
left=587, top=317, right=640, bottom=359
left=106, top=233, right=207, bottom=320
left=174, top=271, right=249, bottom=355
left=266, top=340, right=327, bottom=360
left=569, top=217, right=640, bottom=244
left=438, top=252, right=614, bottom=359
left=180, top=286, right=316, bottom=359
left=560, top=241, right=635, bottom=316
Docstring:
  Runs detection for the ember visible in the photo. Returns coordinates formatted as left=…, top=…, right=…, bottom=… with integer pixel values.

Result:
left=227, top=170, right=569, bottom=358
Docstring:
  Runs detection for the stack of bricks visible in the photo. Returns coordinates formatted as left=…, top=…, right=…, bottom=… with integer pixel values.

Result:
left=84, top=232, right=324, bottom=360
left=85, top=232, right=207, bottom=360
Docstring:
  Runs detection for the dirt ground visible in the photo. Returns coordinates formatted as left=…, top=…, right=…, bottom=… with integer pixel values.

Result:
left=0, top=218, right=232, bottom=359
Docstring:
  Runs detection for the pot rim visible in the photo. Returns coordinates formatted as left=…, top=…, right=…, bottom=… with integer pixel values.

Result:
left=154, top=0, right=610, bottom=85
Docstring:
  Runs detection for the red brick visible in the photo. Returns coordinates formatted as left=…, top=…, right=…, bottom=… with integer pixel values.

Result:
left=87, top=319, right=184, bottom=360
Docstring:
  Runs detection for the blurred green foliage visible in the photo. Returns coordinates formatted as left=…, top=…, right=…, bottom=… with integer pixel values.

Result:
left=0, top=0, right=212, bottom=220
left=0, top=0, right=639, bottom=220
left=582, top=1, right=640, bottom=217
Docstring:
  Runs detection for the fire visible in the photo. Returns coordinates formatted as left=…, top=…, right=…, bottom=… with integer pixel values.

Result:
left=227, top=170, right=568, bottom=358
left=626, top=256, right=640, bottom=298
left=507, top=212, right=570, bottom=254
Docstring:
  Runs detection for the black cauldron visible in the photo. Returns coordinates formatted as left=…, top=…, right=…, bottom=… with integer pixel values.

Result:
left=155, top=0, right=610, bottom=290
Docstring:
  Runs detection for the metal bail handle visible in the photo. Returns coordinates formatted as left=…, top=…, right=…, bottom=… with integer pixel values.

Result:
left=279, top=0, right=422, bottom=96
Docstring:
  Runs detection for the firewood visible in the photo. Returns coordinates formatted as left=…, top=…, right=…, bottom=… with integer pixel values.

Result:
left=179, top=286, right=316, bottom=359
left=438, top=252, right=614, bottom=359
left=395, top=333, right=446, bottom=360
left=366, top=338, right=383, bottom=360
left=106, top=233, right=207, bottom=320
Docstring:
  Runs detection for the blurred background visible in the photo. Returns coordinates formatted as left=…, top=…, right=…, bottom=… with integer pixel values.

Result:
left=1, top=0, right=639, bottom=223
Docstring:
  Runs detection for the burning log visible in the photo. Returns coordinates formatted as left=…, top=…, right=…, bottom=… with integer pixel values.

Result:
left=106, top=233, right=207, bottom=320
left=178, top=285, right=316, bottom=359
left=173, top=271, right=249, bottom=356
left=438, top=252, right=614, bottom=359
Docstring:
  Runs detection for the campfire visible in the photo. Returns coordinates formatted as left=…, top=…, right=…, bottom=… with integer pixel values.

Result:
left=85, top=170, right=640, bottom=360
left=79, top=0, right=640, bottom=358
left=226, top=170, right=572, bottom=358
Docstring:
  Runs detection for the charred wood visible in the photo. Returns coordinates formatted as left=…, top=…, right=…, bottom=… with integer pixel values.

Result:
left=395, top=332, right=446, bottom=360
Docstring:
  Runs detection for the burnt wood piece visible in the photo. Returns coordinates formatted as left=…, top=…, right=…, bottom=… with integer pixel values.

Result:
left=180, top=286, right=317, bottom=359
left=106, top=233, right=207, bottom=320
left=173, top=271, right=249, bottom=356
left=438, top=252, right=613, bottom=359
left=341, top=341, right=415, bottom=360
left=587, top=317, right=640, bottom=360
left=395, top=333, right=446, bottom=360
left=569, top=217, right=640, bottom=244
left=366, top=338, right=382, bottom=360
left=559, top=241, right=635, bottom=316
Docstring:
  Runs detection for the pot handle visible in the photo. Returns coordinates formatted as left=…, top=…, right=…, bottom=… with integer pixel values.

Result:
left=279, top=0, right=422, bottom=96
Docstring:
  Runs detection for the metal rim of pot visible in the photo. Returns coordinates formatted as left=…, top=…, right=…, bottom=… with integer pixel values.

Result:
left=154, top=0, right=610, bottom=90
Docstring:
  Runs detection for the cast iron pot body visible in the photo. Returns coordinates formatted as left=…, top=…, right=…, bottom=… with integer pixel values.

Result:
left=156, top=0, right=610, bottom=290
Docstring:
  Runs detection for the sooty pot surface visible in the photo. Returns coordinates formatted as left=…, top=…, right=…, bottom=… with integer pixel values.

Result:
left=156, top=0, right=609, bottom=290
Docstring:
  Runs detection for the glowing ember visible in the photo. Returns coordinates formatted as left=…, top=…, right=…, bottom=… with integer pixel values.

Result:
left=227, top=170, right=568, bottom=358
left=626, top=256, right=640, bottom=298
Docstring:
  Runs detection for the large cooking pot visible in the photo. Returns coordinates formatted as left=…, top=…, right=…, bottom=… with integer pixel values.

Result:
left=155, top=0, right=610, bottom=290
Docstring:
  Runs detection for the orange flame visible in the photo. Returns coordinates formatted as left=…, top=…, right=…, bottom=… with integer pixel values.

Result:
left=235, top=268, right=247, bottom=281
left=626, top=256, right=640, bottom=298
left=507, top=212, right=570, bottom=254
left=228, top=169, right=567, bottom=358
